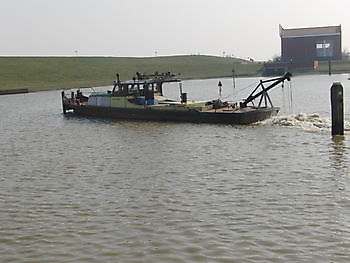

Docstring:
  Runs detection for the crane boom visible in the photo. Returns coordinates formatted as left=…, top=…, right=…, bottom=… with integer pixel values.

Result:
left=241, top=72, right=292, bottom=108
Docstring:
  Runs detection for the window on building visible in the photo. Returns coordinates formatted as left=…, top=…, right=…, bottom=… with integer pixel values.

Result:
left=316, top=40, right=333, bottom=58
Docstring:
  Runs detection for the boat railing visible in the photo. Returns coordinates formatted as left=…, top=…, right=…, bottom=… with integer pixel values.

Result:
left=62, top=87, right=100, bottom=106
left=63, top=87, right=98, bottom=99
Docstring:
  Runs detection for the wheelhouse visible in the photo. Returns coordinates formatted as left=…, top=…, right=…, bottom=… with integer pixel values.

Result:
left=112, top=72, right=181, bottom=99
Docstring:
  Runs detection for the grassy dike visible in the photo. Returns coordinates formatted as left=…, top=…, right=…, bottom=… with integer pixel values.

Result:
left=0, top=55, right=262, bottom=92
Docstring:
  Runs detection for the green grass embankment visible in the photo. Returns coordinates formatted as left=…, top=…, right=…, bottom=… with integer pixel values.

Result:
left=0, top=56, right=262, bottom=92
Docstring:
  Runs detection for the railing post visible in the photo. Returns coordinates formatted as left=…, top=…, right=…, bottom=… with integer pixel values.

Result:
left=331, top=82, right=344, bottom=136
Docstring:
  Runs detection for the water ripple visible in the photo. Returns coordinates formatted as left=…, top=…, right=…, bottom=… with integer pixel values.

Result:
left=1, top=80, right=350, bottom=262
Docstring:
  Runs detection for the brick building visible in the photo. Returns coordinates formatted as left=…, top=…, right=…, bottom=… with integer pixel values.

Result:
left=280, top=24, right=342, bottom=67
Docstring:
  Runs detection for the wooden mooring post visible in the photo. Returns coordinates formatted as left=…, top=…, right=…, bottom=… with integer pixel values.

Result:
left=61, top=91, right=67, bottom=114
left=331, top=82, right=344, bottom=136
left=328, top=60, right=332, bottom=76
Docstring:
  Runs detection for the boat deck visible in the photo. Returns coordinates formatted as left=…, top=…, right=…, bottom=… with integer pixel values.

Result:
left=204, top=106, right=261, bottom=113
left=71, top=100, right=264, bottom=114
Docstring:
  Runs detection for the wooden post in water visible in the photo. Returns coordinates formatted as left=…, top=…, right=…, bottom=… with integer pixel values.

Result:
left=232, top=68, right=236, bottom=89
left=61, top=91, right=66, bottom=114
left=331, top=82, right=344, bottom=136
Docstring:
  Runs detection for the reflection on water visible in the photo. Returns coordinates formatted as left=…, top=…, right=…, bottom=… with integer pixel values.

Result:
left=0, top=75, right=350, bottom=263
left=329, top=135, right=347, bottom=171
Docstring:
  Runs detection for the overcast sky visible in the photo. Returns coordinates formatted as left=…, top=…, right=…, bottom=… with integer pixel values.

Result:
left=1, top=0, right=349, bottom=60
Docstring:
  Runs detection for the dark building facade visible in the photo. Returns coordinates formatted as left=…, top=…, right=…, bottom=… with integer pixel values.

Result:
left=280, top=25, right=342, bottom=67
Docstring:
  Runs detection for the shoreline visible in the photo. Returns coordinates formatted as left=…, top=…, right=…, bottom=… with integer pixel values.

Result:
left=1, top=56, right=350, bottom=93
left=3, top=71, right=348, bottom=94
left=0, top=88, right=29, bottom=95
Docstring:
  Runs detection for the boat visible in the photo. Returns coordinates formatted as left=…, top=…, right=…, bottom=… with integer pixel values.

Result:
left=61, top=71, right=292, bottom=125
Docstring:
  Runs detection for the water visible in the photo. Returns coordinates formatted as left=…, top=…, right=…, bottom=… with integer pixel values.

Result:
left=1, top=74, right=350, bottom=263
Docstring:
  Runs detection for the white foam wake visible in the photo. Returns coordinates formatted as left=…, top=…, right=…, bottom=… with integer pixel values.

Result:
left=269, top=113, right=350, bottom=133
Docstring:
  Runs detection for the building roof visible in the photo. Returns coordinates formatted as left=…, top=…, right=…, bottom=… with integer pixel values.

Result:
left=280, top=25, right=341, bottom=38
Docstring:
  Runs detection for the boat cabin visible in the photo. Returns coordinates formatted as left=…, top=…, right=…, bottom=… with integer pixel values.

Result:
left=112, top=72, right=180, bottom=101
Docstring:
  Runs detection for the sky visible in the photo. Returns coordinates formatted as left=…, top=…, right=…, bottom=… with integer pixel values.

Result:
left=1, top=0, right=349, bottom=61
